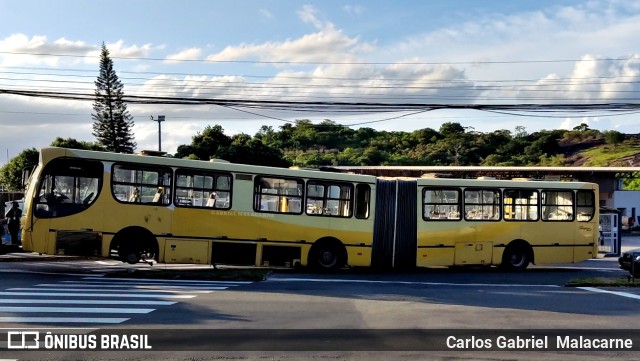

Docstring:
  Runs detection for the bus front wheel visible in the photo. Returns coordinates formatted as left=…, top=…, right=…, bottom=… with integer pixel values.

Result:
left=119, top=247, right=141, bottom=264
left=501, top=243, right=531, bottom=271
left=113, top=227, right=158, bottom=265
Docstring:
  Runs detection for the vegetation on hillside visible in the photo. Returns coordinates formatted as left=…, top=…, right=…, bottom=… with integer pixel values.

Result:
left=2, top=121, right=639, bottom=192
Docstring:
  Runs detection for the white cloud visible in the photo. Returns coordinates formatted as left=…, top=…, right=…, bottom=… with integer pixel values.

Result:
left=297, top=5, right=324, bottom=29
left=0, top=34, right=94, bottom=66
left=164, top=47, right=202, bottom=64
left=343, top=5, right=365, bottom=16
left=260, top=9, right=274, bottom=19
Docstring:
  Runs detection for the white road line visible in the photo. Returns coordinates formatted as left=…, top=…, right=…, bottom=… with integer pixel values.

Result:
left=0, top=307, right=154, bottom=314
left=34, top=283, right=228, bottom=293
left=267, top=277, right=561, bottom=287
left=579, top=287, right=640, bottom=300
left=79, top=276, right=252, bottom=284
left=9, top=287, right=213, bottom=293
left=0, top=291, right=195, bottom=298
left=0, top=299, right=175, bottom=305
left=0, top=317, right=130, bottom=324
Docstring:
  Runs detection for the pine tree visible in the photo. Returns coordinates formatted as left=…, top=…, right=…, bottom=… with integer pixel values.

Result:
left=92, top=42, right=136, bottom=153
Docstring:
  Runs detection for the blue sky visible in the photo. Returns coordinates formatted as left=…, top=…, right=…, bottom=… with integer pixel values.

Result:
left=1, top=0, right=640, bottom=162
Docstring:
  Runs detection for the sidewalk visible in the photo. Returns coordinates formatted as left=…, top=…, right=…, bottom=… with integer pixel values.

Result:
left=0, top=245, right=83, bottom=262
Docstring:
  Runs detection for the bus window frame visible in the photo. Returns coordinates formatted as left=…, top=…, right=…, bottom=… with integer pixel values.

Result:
left=254, top=175, right=304, bottom=215
left=541, top=189, right=575, bottom=222
left=503, top=188, right=539, bottom=222
left=463, top=187, right=502, bottom=222
left=355, top=183, right=371, bottom=220
left=422, top=187, right=462, bottom=221
left=111, top=162, right=173, bottom=206
left=576, top=189, right=596, bottom=222
left=305, top=180, right=354, bottom=218
left=33, top=157, right=103, bottom=219
left=173, top=168, right=233, bottom=210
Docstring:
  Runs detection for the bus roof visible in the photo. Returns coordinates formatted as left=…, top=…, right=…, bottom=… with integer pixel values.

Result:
left=38, top=147, right=378, bottom=184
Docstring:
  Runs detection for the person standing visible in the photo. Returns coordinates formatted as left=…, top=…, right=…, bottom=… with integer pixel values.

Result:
left=5, top=201, right=22, bottom=245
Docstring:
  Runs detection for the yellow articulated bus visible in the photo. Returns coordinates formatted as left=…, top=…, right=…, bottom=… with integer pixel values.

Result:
left=20, top=147, right=599, bottom=271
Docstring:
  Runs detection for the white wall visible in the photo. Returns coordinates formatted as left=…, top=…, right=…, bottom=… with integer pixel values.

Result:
left=612, top=190, right=640, bottom=221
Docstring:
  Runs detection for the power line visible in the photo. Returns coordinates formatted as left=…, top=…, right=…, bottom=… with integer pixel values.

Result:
left=1, top=50, right=637, bottom=65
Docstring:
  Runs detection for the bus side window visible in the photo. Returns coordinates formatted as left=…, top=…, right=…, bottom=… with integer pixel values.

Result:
left=576, top=190, right=595, bottom=222
left=355, top=184, right=370, bottom=219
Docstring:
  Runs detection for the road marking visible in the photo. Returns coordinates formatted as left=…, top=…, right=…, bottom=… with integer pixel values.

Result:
left=34, top=283, right=225, bottom=290
left=579, top=287, right=640, bottom=300
left=267, top=277, right=561, bottom=287
left=0, top=307, right=154, bottom=314
left=77, top=276, right=253, bottom=284
left=0, top=291, right=196, bottom=298
left=0, top=277, right=249, bottom=325
left=0, top=298, right=175, bottom=305
left=9, top=287, right=214, bottom=293
left=0, top=317, right=129, bottom=324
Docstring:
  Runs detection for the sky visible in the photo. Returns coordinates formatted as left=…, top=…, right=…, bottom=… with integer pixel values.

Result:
left=1, top=0, right=640, bottom=164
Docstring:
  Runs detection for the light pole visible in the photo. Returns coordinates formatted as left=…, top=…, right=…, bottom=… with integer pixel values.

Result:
left=151, top=115, right=165, bottom=152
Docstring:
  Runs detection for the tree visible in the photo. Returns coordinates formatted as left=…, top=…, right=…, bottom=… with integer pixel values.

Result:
left=174, top=125, right=231, bottom=160
left=50, top=137, right=105, bottom=151
left=0, top=148, right=39, bottom=191
left=92, top=42, right=136, bottom=153
left=603, top=130, right=625, bottom=149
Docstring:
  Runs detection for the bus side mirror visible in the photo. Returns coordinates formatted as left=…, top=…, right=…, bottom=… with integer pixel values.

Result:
left=21, top=168, right=31, bottom=188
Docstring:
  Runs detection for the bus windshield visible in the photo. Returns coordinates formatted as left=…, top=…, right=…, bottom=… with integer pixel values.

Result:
left=34, top=158, right=102, bottom=218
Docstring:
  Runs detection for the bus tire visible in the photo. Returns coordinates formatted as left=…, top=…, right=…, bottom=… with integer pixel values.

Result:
left=501, top=242, right=531, bottom=271
left=112, top=227, right=158, bottom=265
left=309, top=238, right=347, bottom=272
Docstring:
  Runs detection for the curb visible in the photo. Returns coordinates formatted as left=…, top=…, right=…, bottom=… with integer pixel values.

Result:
left=0, top=247, right=85, bottom=262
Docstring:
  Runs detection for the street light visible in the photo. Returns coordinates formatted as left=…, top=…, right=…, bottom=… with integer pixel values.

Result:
left=151, top=115, right=165, bottom=152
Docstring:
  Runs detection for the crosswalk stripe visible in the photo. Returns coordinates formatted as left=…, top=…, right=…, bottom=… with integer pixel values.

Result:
left=0, top=291, right=196, bottom=298
left=78, top=276, right=252, bottom=284
left=0, top=277, right=251, bottom=325
left=9, top=287, right=214, bottom=293
left=0, top=317, right=130, bottom=324
left=0, top=299, right=175, bottom=305
left=0, top=307, right=154, bottom=313
left=37, top=283, right=226, bottom=290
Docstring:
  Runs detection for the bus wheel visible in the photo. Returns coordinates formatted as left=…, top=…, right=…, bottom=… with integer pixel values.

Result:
left=120, top=247, right=141, bottom=264
left=113, top=227, right=158, bottom=265
left=309, top=239, right=346, bottom=272
left=501, top=244, right=531, bottom=271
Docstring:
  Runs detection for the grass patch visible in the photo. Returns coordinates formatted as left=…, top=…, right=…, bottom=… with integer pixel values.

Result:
left=104, top=267, right=271, bottom=282
left=579, top=143, right=640, bottom=166
left=566, top=276, right=640, bottom=287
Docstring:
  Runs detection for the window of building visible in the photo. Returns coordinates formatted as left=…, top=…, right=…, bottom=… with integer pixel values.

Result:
left=255, top=176, right=303, bottom=214
left=542, top=190, right=574, bottom=221
left=306, top=181, right=353, bottom=217
left=174, top=170, right=232, bottom=209
left=464, top=189, right=501, bottom=221
left=112, top=164, right=172, bottom=205
left=423, top=188, right=461, bottom=221
left=503, top=189, right=539, bottom=221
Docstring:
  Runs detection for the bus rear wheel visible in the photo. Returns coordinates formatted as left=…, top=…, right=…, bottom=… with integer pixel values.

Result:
left=309, top=240, right=346, bottom=272
left=501, top=244, right=531, bottom=271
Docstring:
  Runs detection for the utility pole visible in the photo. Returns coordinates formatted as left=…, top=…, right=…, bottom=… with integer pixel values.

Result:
left=151, top=115, right=165, bottom=151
